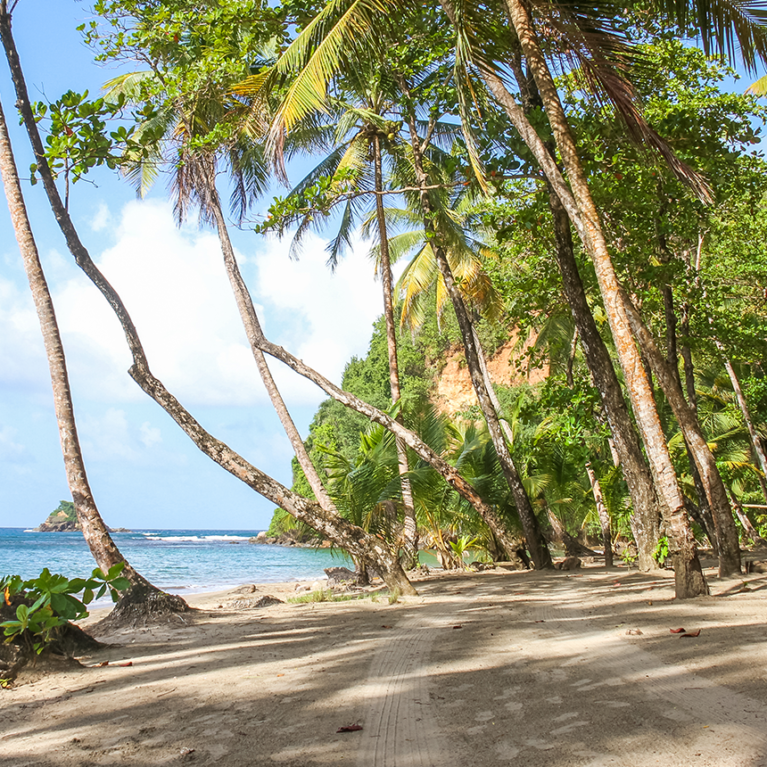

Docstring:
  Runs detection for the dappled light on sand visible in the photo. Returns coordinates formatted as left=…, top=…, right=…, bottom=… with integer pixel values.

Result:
left=2, top=565, right=766, bottom=767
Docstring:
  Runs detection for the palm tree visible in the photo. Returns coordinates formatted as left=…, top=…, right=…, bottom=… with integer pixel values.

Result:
left=262, top=64, right=422, bottom=566
left=0, top=3, right=422, bottom=597
left=255, top=0, right=767, bottom=593
left=0, top=96, right=187, bottom=619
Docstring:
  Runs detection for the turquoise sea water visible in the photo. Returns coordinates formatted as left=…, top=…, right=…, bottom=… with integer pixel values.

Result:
left=0, top=527, right=351, bottom=595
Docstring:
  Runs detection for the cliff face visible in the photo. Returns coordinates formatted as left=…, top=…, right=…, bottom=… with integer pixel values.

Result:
left=433, top=334, right=548, bottom=416
left=34, top=509, right=80, bottom=532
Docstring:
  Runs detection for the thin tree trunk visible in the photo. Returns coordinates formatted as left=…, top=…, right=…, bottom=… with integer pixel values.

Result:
left=398, top=100, right=552, bottom=570
left=585, top=462, right=614, bottom=568
left=373, top=133, right=418, bottom=568
left=472, top=1, right=706, bottom=596
left=546, top=507, right=598, bottom=557
left=0, top=10, right=418, bottom=597
left=678, top=309, right=719, bottom=552
left=621, top=294, right=741, bottom=576
left=728, top=489, right=765, bottom=546
left=251, top=335, right=528, bottom=564
left=722, top=356, right=767, bottom=503
left=0, top=98, right=153, bottom=590
left=204, top=161, right=336, bottom=513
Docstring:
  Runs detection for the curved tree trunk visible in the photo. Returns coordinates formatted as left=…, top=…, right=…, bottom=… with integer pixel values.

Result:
left=0, top=98, right=186, bottom=618
left=0, top=9, right=418, bottom=597
left=373, top=133, right=418, bottom=569
left=472, top=0, right=707, bottom=596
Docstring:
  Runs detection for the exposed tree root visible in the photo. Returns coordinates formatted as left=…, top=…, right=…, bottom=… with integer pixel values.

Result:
left=92, top=583, right=190, bottom=632
left=0, top=617, right=102, bottom=685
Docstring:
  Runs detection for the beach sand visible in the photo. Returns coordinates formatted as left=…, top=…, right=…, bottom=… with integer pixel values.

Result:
left=1, top=563, right=766, bottom=767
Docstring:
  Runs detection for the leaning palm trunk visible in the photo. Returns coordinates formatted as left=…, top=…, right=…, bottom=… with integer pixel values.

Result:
left=202, top=159, right=335, bottom=513
left=251, top=333, right=529, bottom=563
left=585, top=462, right=614, bottom=568
left=471, top=0, right=707, bottom=597
left=400, top=106, right=552, bottom=570
left=373, top=134, right=418, bottom=568
left=203, top=160, right=417, bottom=589
left=0, top=12, right=418, bottom=597
left=0, top=98, right=185, bottom=619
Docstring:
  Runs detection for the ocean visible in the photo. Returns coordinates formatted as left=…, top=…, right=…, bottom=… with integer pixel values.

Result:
left=0, top=527, right=352, bottom=596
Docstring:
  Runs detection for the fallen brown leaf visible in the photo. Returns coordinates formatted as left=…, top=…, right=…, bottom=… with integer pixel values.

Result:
left=337, top=724, right=363, bottom=733
left=680, top=629, right=701, bottom=638
left=670, top=628, right=686, bottom=634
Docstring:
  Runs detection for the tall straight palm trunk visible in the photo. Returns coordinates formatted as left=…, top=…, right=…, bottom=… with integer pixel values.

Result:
left=476, top=0, right=708, bottom=595
left=401, top=106, right=552, bottom=569
left=504, top=51, right=663, bottom=569
left=0, top=99, right=148, bottom=590
left=543, top=147, right=663, bottom=571
left=372, top=134, right=419, bottom=568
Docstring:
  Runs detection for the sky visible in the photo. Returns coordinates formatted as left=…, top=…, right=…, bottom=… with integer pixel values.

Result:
left=0, top=2, right=385, bottom=530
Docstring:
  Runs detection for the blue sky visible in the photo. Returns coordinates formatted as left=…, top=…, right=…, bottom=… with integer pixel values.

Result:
left=0, top=2, right=384, bottom=530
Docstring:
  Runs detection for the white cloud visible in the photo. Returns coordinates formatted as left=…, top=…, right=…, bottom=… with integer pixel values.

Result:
left=90, top=202, right=112, bottom=232
left=79, top=407, right=168, bottom=465
left=0, top=277, right=49, bottom=392
left=0, top=425, right=27, bottom=462
left=48, top=199, right=382, bottom=409
left=249, top=230, right=383, bottom=399
left=139, top=421, right=162, bottom=448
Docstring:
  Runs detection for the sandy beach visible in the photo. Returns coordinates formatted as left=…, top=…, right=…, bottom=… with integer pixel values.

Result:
left=1, top=562, right=766, bottom=767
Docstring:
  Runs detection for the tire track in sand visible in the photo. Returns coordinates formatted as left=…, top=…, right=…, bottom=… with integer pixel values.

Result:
left=356, top=603, right=456, bottom=767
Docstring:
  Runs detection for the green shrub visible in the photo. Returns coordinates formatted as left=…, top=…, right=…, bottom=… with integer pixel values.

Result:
left=1, top=564, right=129, bottom=655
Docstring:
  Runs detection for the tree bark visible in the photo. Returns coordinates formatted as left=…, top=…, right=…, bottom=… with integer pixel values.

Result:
left=474, top=1, right=707, bottom=596
left=0, top=97, right=167, bottom=599
left=398, top=100, right=552, bottom=569
left=373, top=133, right=418, bottom=568
left=728, top=490, right=765, bottom=546
left=546, top=507, right=598, bottom=558
left=621, top=293, right=741, bottom=575
left=585, top=462, right=614, bottom=567
left=547, top=189, right=662, bottom=571
left=0, top=9, right=418, bottom=597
